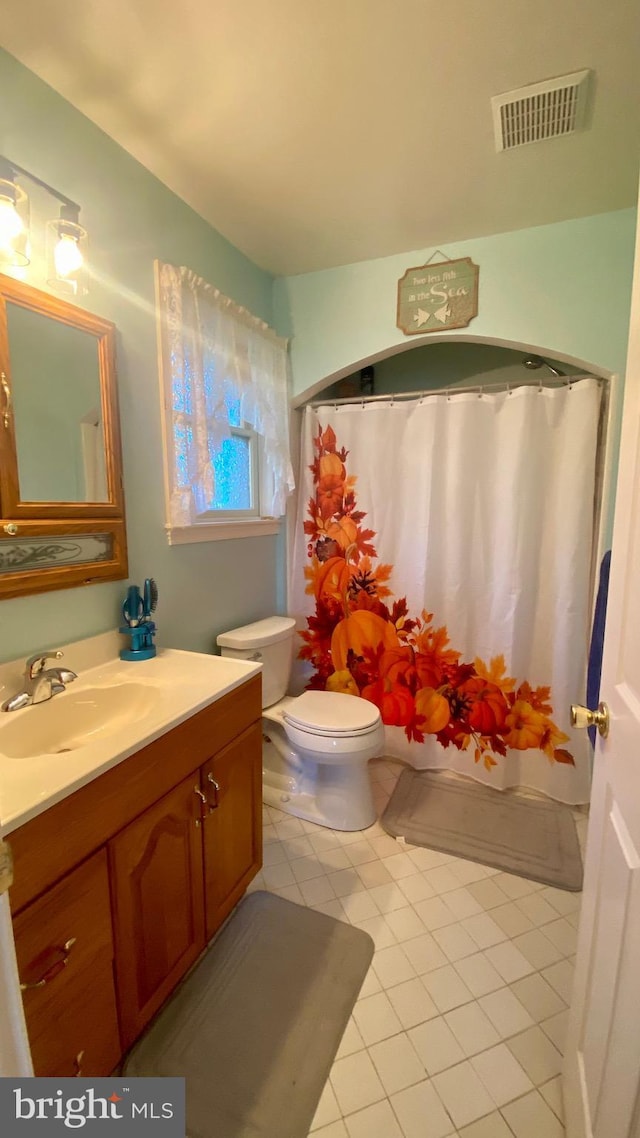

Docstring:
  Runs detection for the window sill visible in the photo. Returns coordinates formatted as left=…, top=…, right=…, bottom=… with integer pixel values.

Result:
left=165, top=518, right=281, bottom=545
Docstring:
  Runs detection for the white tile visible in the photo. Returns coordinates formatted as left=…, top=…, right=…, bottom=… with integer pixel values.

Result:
left=368, top=882, right=411, bottom=913
left=540, top=885, right=582, bottom=916
left=471, top=1042, right=533, bottom=1105
left=484, top=941, right=535, bottom=983
left=431, top=1060, right=496, bottom=1128
left=401, top=932, right=448, bottom=975
left=449, top=859, right=492, bottom=886
left=299, top=875, right=336, bottom=906
left=413, top=896, right=458, bottom=931
left=397, top=873, right=436, bottom=904
left=319, top=848, right=352, bottom=871
left=330, top=1049, right=386, bottom=1116
left=541, top=1009, right=569, bottom=1053
left=355, top=915, right=397, bottom=949
left=421, top=964, right=474, bottom=1013
left=542, top=959, right=575, bottom=1003
left=539, top=1074, right=564, bottom=1121
left=457, top=1112, right=514, bottom=1138
left=478, top=987, right=535, bottom=1038
left=542, top=916, right=578, bottom=956
left=273, top=817, right=305, bottom=839
left=466, top=877, right=510, bottom=909
left=384, top=906, right=428, bottom=942
left=387, top=976, right=439, bottom=1029
left=494, top=873, right=539, bottom=900
left=490, top=902, right=535, bottom=938
left=281, top=835, right=314, bottom=860
left=291, top=855, right=329, bottom=883
left=428, top=866, right=462, bottom=895
left=432, top=922, right=479, bottom=962
left=310, top=1080, right=341, bottom=1130
left=461, top=912, right=507, bottom=949
left=352, top=991, right=403, bottom=1045
left=454, top=953, right=505, bottom=997
left=444, top=1001, right=501, bottom=1057
left=355, top=860, right=394, bottom=889
left=262, top=861, right=296, bottom=889
left=510, top=973, right=566, bottom=1021
left=507, top=1025, right=563, bottom=1085
left=271, top=882, right=304, bottom=903
left=328, top=868, right=367, bottom=897
left=382, top=852, right=418, bottom=879
left=262, top=840, right=288, bottom=866
left=440, top=887, right=484, bottom=919
left=390, top=1079, right=456, bottom=1138
left=515, top=892, right=561, bottom=926
left=335, top=1017, right=365, bottom=1059
left=358, top=968, right=382, bottom=998
left=340, top=891, right=380, bottom=923
left=312, top=1122, right=349, bottom=1138
left=511, top=929, right=563, bottom=970
left=501, top=1089, right=564, bottom=1137
left=408, top=846, right=454, bottom=871
left=372, top=945, right=416, bottom=988
left=308, top=830, right=342, bottom=854
left=312, top=899, right=346, bottom=920
left=345, top=839, right=378, bottom=866
left=369, top=834, right=404, bottom=859
left=344, top=1099, right=403, bottom=1138
left=368, top=1032, right=426, bottom=1094
left=408, top=1016, right=465, bottom=1075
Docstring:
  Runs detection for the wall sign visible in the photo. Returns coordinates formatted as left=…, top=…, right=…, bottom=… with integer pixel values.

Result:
left=397, top=256, right=479, bottom=335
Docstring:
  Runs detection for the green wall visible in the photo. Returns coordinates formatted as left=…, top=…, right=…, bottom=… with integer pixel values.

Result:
left=0, top=48, right=284, bottom=663
left=275, top=210, right=636, bottom=401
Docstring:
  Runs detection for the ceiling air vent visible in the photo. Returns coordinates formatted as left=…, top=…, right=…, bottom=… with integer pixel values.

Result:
left=492, top=70, right=590, bottom=152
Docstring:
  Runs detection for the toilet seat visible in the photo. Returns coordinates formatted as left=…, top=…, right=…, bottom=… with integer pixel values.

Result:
left=283, top=690, right=381, bottom=738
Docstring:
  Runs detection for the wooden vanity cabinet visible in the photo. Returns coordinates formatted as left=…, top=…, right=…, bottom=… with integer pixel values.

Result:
left=8, top=674, right=262, bottom=1071
left=109, top=774, right=207, bottom=1048
left=12, top=849, right=121, bottom=1077
left=201, top=721, right=263, bottom=941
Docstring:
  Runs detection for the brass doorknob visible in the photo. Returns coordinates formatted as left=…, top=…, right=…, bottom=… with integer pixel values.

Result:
left=570, top=702, right=610, bottom=738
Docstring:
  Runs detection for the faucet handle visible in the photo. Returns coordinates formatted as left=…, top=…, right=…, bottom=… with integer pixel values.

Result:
left=26, top=650, right=63, bottom=680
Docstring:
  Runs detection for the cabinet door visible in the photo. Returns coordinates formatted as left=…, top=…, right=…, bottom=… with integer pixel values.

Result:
left=13, top=848, right=121, bottom=1076
left=109, top=774, right=206, bottom=1047
left=201, top=721, right=263, bottom=940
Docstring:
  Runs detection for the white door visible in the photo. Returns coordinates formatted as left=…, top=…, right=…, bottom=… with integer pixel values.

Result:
left=564, top=204, right=640, bottom=1136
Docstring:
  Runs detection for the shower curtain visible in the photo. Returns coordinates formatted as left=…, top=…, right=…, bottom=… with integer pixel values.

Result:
left=290, top=380, right=603, bottom=804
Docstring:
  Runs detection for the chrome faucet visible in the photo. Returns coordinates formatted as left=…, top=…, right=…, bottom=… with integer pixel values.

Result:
left=1, top=650, right=78, bottom=712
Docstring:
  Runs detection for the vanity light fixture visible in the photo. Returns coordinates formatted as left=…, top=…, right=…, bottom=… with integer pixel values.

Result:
left=0, top=155, right=89, bottom=294
left=0, top=157, right=30, bottom=267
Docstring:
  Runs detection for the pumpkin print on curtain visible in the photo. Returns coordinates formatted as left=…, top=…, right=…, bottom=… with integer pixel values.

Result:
left=291, top=382, right=602, bottom=805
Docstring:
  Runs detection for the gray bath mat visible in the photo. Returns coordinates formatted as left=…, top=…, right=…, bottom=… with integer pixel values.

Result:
left=124, top=890, right=374, bottom=1138
left=382, top=769, right=583, bottom=891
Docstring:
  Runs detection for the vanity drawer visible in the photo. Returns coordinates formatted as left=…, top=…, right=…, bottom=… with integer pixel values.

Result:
left=12, top=848, right=121, bottom=1077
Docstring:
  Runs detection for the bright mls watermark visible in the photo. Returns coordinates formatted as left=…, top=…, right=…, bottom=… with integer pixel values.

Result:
left=0, top=1078, right=185, bottom=1135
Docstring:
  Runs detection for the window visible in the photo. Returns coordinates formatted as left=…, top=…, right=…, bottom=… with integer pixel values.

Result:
left=156, top=262, right=294, bottom=543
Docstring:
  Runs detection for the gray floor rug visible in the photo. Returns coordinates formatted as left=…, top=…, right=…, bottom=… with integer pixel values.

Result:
left=382, top=769, right=583, bottom=891
left=124, top=890, right=374, bottom=1138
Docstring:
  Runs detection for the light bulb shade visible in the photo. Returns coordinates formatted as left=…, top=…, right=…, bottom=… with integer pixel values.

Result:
left=46, top=215, right=88, bottom=295
left=0, top=178, right=30, bottom=267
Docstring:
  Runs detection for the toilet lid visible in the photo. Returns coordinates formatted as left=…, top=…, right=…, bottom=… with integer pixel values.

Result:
left=284, top=690, right=381, bottom=736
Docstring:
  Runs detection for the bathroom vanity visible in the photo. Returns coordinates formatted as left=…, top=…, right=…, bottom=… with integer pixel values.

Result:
left=0, top=642, right=262, bottom=1076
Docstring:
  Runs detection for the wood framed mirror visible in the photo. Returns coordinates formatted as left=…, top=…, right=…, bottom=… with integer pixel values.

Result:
left=0, top=272, right=128, bottom=598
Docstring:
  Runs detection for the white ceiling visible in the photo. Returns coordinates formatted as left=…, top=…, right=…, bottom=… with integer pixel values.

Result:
left=2, top=0, right=639, bottom=275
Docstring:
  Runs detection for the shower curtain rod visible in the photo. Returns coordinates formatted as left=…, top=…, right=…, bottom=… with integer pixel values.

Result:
left=308, top=374, right=601, bottom=409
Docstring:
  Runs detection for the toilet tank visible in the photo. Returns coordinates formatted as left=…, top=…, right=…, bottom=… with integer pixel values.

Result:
left=217, top=616, right=297, bottom=709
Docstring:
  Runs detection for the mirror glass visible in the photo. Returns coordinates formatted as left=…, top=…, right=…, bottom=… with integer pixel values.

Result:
left=7, top=302, right=108, bottom=502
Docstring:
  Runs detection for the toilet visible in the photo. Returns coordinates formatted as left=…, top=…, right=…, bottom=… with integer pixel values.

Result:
left=217, top=616, right=384, bottom=831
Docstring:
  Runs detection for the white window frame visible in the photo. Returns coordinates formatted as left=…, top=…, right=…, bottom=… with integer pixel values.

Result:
left=154, top=262, right=281, bottom=544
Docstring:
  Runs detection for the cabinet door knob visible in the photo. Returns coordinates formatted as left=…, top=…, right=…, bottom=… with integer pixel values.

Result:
left=206, top=774, right=220, bottom=809
left=20, top=936, right=77, bottom=990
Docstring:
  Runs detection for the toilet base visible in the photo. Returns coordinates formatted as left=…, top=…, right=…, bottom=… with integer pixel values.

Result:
left=262, top=733, right=377, bottom=832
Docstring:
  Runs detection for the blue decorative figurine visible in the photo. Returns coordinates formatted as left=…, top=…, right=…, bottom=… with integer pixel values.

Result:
left=120, top=578, right=158, bottom=661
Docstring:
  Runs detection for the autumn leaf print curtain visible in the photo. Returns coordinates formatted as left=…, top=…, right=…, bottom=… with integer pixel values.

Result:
left=290, top=380, right=602, bottom=804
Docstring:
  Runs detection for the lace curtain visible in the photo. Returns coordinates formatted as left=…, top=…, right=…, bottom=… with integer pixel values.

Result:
left=158, top=262, right=294, bottom=525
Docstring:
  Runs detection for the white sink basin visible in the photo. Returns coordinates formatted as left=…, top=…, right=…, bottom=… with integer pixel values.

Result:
left=0, top=683, right=159, bottom=758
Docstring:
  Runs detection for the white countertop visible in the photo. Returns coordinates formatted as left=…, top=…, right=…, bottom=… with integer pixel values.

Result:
left=0, top=632, right=261, bottom=835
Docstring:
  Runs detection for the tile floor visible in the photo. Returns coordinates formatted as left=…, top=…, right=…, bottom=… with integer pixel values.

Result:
left=248, top=759, right=587, bottom=1138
